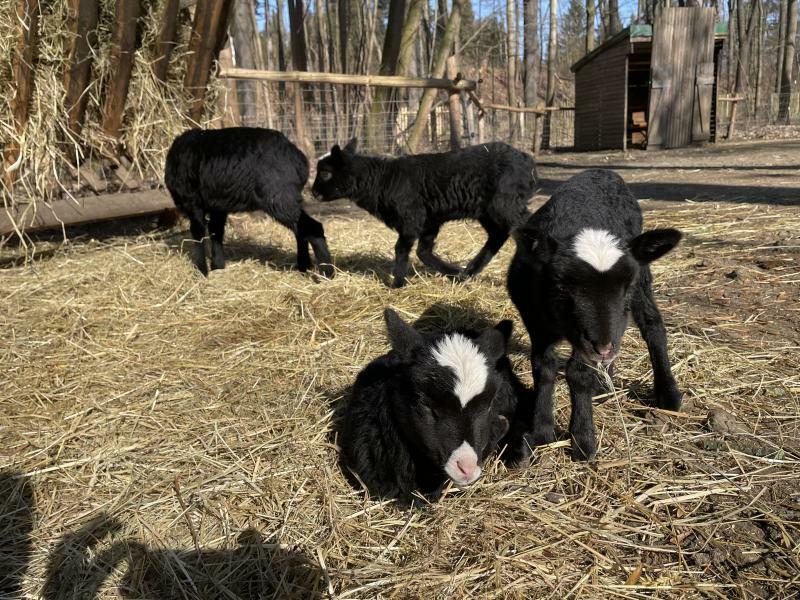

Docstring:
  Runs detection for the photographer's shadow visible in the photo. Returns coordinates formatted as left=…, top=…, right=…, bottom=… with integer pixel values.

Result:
left=43, top=515, right=327, bottom=599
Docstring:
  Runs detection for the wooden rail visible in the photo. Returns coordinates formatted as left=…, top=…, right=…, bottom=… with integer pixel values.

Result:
left=218, top=67, right=477, bottom=92
left=482, top=103, right=546, bottom=115
left=1, top=191, right=174, bottom=236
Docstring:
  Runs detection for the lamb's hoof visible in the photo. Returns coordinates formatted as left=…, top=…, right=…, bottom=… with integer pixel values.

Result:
left=194, top=262, right=209, bottom=277
left=656, top=388, right=683, bottom=412
left=454, top=270, right=473, bottom=283
left=210, top=260, right=225, bottom=271
left=318, top=263, right=335, bottom=279
left=390, top=278, right=406, bottom=289
left=530, top=426, right=557, bottom=447
left=570, top=432, right=597, bottom=462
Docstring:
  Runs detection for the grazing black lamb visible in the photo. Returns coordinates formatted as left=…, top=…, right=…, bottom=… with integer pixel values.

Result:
left=165, top=127, right=333, bottom=277
left=311, top=139, right=537, bottom=287
left=341, top=309, right=522, bottom=503
left=507, top=169, right=682, bottom=461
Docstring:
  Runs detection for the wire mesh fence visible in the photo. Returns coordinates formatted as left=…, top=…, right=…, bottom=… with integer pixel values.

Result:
left=716, top=92, right=800, bottom=139
left=217, top=77, right=573, bottom=157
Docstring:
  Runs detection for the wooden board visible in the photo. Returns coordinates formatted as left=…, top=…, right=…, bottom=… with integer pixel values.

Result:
left=1, top=191, right=174, bottom=236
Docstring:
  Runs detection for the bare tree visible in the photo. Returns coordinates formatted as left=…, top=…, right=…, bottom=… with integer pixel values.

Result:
left=339, top=0, right=349, bottom=74
left=778, top=0, right=797, bottom=122
left=607, top=0, right=622, bottom=36
left=776, top=0, right=787, bottom=93
left=542, top=0, right=557, bottom=149
left=586, top=0, right=595, bottom=53
left=229, top=0, right=258, bottom=125
left=507, top=0, right=519, bottom=138
left=524, top=0, right=540, bottom=107
left=407, top=0, right=463, bottom=152
left=734, top=0, right=760, bottom=96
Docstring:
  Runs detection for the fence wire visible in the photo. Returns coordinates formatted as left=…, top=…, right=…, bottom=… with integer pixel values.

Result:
left=218, top=78, right=574, bottom=156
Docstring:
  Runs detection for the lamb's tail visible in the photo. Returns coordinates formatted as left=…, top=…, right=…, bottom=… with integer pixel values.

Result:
left=42, top=514, right=130, bottom=600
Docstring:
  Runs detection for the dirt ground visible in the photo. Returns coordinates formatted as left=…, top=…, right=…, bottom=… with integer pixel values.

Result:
left=1, top=139, right=799, bottom=599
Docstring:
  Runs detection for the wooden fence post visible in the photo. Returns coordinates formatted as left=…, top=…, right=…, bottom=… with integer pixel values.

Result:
left=184, top=0, right=233, bottom=124
left=64, top=0, right=99, bottom=140
left=5, top=0, right=40, bottom=191
left=446, top=56, right=462, bottom=151
left=102, top=0, right=140, bottom=140
left=152, top=0, right=180, bottom=83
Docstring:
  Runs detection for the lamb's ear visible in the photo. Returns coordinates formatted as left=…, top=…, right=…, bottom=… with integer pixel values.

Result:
left=513, top=227, right=557, bottom=264
left=329, top=144, right=343, bottom=161
left=343, top=137, right=358, bottom=154
left=476, top=321, right=511, bottom=364
left=629, top=228, right=682, bottom=265
left=384, top=308, right=423, bottom=359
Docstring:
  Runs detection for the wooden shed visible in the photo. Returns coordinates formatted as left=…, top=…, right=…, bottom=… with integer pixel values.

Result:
left=571, top=7, right=727, bottom=151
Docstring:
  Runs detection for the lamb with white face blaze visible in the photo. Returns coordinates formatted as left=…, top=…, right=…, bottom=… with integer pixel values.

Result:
left=339, top=309, right=524, bottom=503
left=507, top=168, right=683, bottom=462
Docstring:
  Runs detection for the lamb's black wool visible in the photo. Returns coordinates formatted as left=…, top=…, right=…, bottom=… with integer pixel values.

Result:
left=312, top=140, right=536, bottom=287
left=507, top=169, right=682, bottom=461
left=165, top=127, right=333, bottom=277
left=341, top=309, right=523, bottom=504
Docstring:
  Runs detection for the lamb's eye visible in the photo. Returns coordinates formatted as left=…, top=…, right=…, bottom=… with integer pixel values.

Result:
left=320, top=171, right=333, bottom=182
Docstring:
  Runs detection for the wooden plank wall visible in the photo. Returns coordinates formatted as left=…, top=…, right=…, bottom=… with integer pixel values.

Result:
left=648, top=7, right=715, bottom=149
left=574, top=40, right=629, bottom=151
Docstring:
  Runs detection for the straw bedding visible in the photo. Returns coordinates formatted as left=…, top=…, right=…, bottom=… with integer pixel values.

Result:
left=1, top=199, right=799, bottom=598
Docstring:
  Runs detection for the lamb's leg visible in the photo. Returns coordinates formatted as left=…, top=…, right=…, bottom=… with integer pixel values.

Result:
left=186, top=208, right=208, bottom=276
left=208, top=210, right=227, bottom=270
left=391, top=234, right=416, bottom=288
left=458, top=216, right=509, bottom=280
left=506, top=340, right=558, bottom=464
left=416, top=222, right=461, bottom=276
left=631, top=267, right=682, bottom=410
left=565, top=354, right=598, bottom=461
left=298, top=210, right=334, bottom=278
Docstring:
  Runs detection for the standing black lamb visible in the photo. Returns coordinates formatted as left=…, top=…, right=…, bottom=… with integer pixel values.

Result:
left=507, top=169, right=682, bottom=462
left=164, top=127, right=333, bottom=277
left=311, top=139, right=537, bottom=287
left=340, top=309, right=523, bottom=504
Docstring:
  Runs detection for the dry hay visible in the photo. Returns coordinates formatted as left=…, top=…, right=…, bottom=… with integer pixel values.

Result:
left=0, top=0, right=224, bottom=206
left=1, top=199, right=799, bottom=599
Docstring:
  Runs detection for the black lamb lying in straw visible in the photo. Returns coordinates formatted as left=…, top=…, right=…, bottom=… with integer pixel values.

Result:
left=165, top=127, right=333, bottom=277
left=340, top=309, right=524, bottom=503
left=507, top=169, right=683, bottom=462
left=312, top=139, right=537, bottom=287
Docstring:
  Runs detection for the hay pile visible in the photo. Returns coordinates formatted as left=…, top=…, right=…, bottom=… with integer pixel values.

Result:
left=0, top=0, right=223, bottom=205
left=1, top=200, right=799, bottom=598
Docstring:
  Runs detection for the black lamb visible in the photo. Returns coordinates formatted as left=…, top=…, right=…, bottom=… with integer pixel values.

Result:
left=164, top=127, right=333, bottom=277
left=311, top=139, right=537, bottom=287
left=340, top=309, right=523, bottom=503
left=507, top=169, right=683, bottom=461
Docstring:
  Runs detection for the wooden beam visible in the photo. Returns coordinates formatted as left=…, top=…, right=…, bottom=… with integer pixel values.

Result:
left=217, top=67, right=477, bottom=92
left=184, top=0, right=233, bottom=123
left=4, top=0, right=40, bottom=190
left=102, top=0, right=141, bottom=140
left=63, top=0, right=99, bottom=138
left=0, top=191, right=174, bottom=236
left=152, top=0, right=180, bottom=83
left=446, top=57, right=463, bottom=150
left=483, top=102, right=546, bottom=114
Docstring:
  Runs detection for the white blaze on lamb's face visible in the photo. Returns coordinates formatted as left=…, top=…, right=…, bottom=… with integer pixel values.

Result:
left=431, top=333, right=489, bottom=407
left=573, top=228, right=625, bottom=272
left=443, top=440, right=481, bottom=486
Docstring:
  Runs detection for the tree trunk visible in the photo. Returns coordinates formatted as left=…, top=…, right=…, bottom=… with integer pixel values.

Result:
left=397, top=0, right=425, bottom=76
left=778, top=0, right=797, bottom=123
left=446, top=56, right=463, bottom=150
left=407, top=0, right=463, bottom=152
left=507, top=0, right=518, bottom=140
left=368, top=0, right=407, bottom=150
left=275, top=0, right=287, bottom=99
left=524, top=0, right=539, bottom=107
left=339, top=0, right=349, bottom=74
left=288, top=0, right=313, bottom=103
left=586, top=0, right=595, bottom=53
left=5, top=0, right=39, bottom=190
left=184, top=0, right=233, bottom=123
left=543, top=0, right=557, bottom=149
left=230, top=0, right=259, bottom=126
left=153, top=0, right=180, bottom=83
left=608, top=0, right=622, bottom=36
left=734, top=0, right=760, bottom=96
left=64, top=0, right=99, bottom=140
left=776, top=0, right=787, bottom=94
left=753, top=0, right=763, bottom=118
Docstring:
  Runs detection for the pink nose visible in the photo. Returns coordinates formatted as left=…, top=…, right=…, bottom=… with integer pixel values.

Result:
left=456, top=460, right=477, bottom=479
left=597, top=343, right=613, bottom=357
